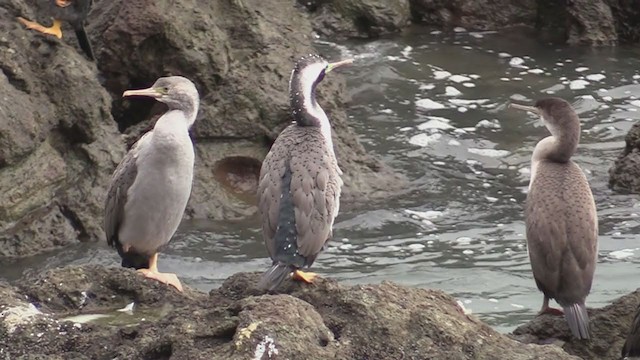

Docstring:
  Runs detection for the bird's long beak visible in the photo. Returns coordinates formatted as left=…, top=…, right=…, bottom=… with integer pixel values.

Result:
left=326, top=58, right=354, bottom=73
left=509, top=103, right=540, bottom=114
left=122, top=87, right=162, bottom=98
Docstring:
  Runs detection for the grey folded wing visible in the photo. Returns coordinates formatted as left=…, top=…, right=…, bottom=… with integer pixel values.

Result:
left=104, top=132, right=150, bottom=246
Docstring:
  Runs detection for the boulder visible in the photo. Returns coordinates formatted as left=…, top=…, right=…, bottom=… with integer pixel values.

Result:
left=566, top=0, right=618, bottom=46
left=0, top=0, right=402, bottom=258
left=512, top=289, right=640, bottom=360
left=609, top=122, right=640, bottom=193
left=0, top=265, right=579, bottom=359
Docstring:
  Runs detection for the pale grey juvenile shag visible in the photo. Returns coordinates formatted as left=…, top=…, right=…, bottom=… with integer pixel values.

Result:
left=510, top=97, right=598, bottom=340
left=18, top=0, right=95, bottom=60
left=257, top=54, right=353, bottom=291
left=104, top=76, right=200, bottom=292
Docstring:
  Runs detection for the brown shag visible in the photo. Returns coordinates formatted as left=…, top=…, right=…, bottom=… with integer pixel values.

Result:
left=510, top=97, right=598, bottom=340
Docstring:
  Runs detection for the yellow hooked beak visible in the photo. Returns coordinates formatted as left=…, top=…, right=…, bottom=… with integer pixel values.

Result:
left=509, top=103, right=540, bottom=115
left=122, top=87, right=162, bottom=98
left=326, top=58, right=354, bottom=73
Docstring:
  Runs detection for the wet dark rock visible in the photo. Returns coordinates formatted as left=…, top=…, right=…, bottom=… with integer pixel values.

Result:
left=301, top=0, right=411, bottom=39
left=606, top=0, right=640, bottom=44
left=566, top=0, right=618, bottom=46
left=535, top=0, right=640, bottom=46
left=410, top=0, right=536, bottom=31
left=0, top=265, right=578, bottom=359
left=0, top=0, right=402, bottom=258
left=609, top=122, right=640, bottom=193
left=0, top=0, right=124, bottom=257
left=512, top=289, right=640, bottom=360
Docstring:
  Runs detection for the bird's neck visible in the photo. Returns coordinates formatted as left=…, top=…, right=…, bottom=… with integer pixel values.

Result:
left=532, top=133, right=578, bottom=164
left=289, top=78, right=334, bottom=151
left=153, top=110, right=192, bottom=140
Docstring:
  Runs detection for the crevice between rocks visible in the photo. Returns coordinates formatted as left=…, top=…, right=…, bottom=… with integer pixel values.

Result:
left=58, top=204, right=89, bottom=242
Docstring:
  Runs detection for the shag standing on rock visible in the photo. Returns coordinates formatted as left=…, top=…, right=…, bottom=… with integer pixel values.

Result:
left=257, top=54, right=353, bottom=291
left=104, top=76, right=200, bottom=292
left=18, top=0, right=94, bottom=60
left=510, top=98, right=598, bottom=340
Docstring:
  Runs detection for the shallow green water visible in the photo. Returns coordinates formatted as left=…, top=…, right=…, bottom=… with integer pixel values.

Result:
left=3, top=27, right=640, bottom=333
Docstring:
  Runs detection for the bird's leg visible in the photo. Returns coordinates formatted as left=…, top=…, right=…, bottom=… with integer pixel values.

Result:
left=136, top=253, right=183, bottom=292
left=17, top=18, right=63, bottom=39
left=291, top=270, right=318, bottom=284
left=537, top=296, right=564, bottom=316
left=55, top=0, right=73, bottom=7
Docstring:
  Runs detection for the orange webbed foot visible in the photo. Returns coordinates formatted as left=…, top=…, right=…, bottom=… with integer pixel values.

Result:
left=292, top=270, right=318, bottom=284
left=137, top=269, right=184, bottom=292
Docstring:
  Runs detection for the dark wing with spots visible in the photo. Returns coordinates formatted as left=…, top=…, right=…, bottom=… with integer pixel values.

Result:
left=525, top=161, right=597, bottom=304
left=104, top=132, right=151, bottom=249
left=289, top=131, right=342, bottom=265
left=257, top=126, right=342, bottom=268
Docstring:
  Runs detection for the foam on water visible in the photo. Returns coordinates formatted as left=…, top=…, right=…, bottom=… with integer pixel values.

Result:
left=468, top=148, right=510, bottom=157
left=416, top=98, right=446, bottom=110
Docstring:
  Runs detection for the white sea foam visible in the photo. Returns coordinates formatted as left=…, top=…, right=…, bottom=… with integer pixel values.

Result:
left=416, top=98, right=446, bottom=110
left=468, top=148, right=510, bottom=157
left=569, top=79, right=589, bottom=90
left=408, top=133, right=443, bottom=147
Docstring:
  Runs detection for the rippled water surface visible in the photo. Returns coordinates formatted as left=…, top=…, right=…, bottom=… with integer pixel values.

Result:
left=4, top=27, right=640, bottom=333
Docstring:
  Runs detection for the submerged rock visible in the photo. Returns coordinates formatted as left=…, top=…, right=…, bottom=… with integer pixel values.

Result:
left=609, top=122, right=640, bottom=193
left=0, top=265, right=578, bottom=359
left=512, top=290, right=640, bottom=360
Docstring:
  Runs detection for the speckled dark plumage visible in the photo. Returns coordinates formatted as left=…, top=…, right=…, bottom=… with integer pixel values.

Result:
left=257, top=54, right=347, bottom=291
left=257, top=125, right=341, bottom=283
left=524, top=97, right=598, bottom=340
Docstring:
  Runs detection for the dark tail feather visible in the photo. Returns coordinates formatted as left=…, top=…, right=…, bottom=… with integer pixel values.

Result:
left=563, top=303, right=590, bottom=340
left=75, top=27, right=94, bottom=61
left=111, top=238, right=150, bottom=270
left=120, top=252, right=150, bottom=270
left=257, top=263, right=292, bottom=291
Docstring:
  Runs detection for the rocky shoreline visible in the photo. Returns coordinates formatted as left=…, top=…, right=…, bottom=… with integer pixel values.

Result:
left=1, top=264, right=638, bottom=359
left=0, top=264, right=595, bottom=359
left=3, top=0, right=640, bottom=357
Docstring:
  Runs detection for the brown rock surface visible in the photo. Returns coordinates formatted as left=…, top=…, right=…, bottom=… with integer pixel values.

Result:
left=0, top=0, right=124, bottom=257
left=512, top=289, right=640, bottom=360
left=0, top=265, right=579, bottom=359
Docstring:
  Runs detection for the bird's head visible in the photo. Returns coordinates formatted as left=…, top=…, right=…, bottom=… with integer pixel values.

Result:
left=509, top=97, right=579, bottom=137
left=289, top=54, right=353, bottom=126
left=123, top=76, right=200, bottom=125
